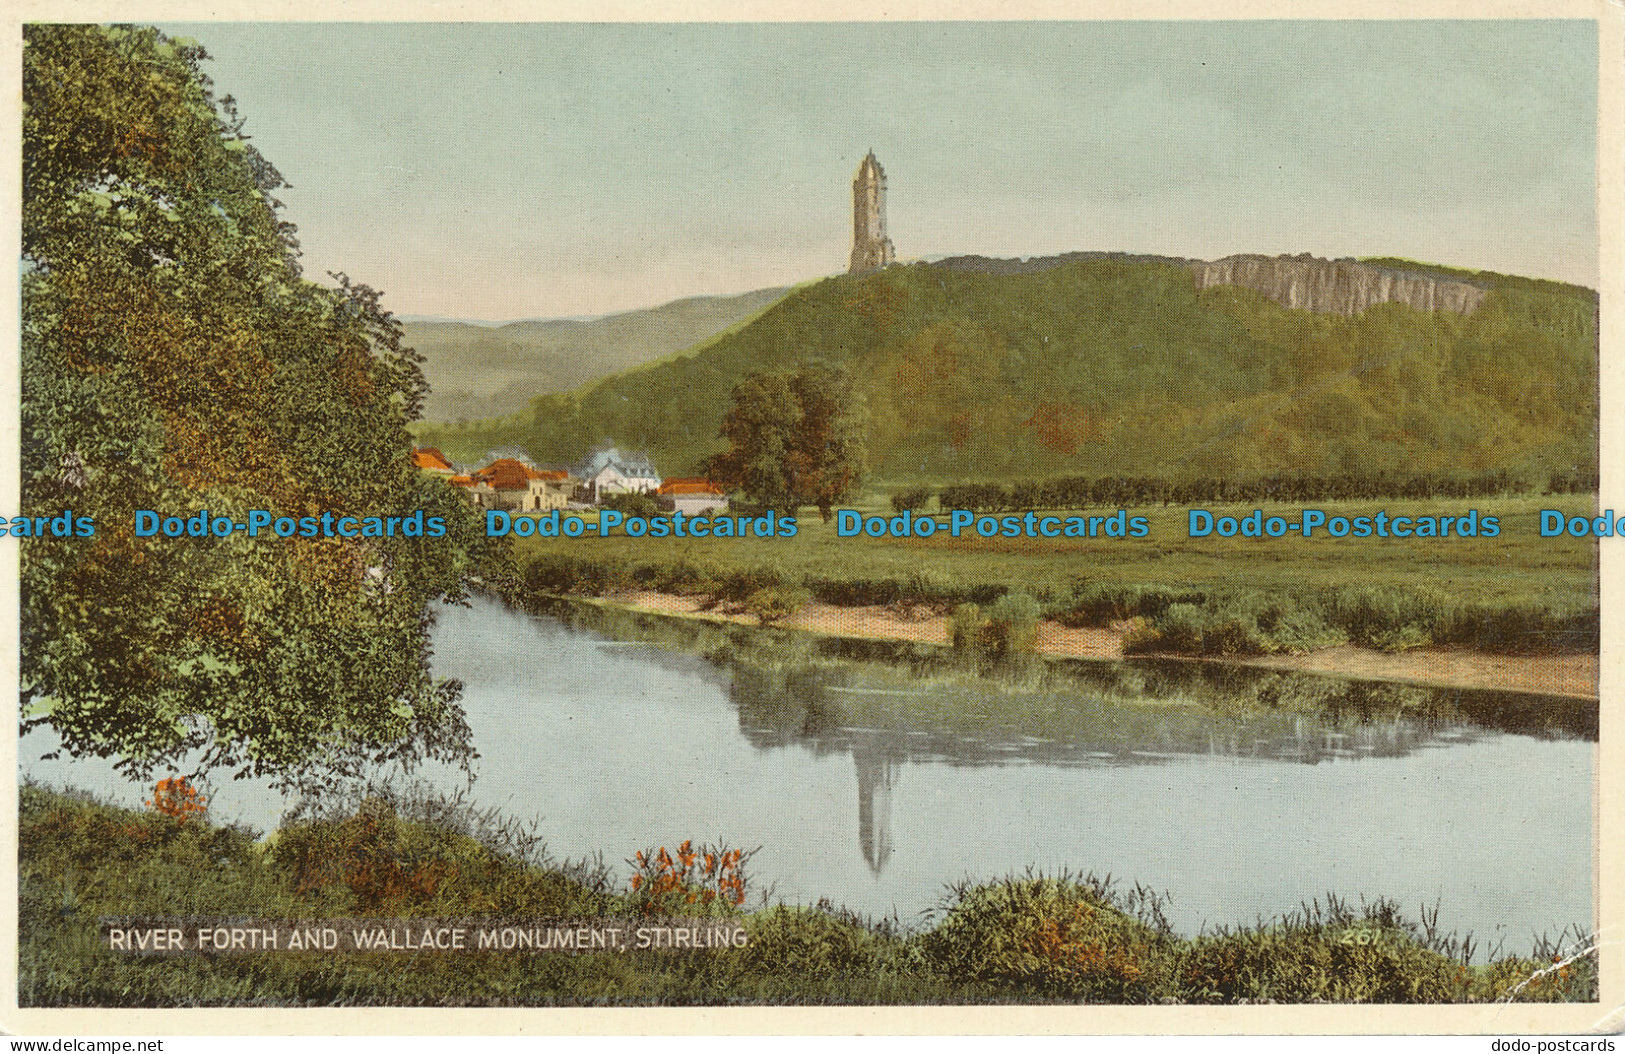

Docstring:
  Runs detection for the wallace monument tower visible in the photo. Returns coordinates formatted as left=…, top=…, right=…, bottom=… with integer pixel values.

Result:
left=848, top=150, right=896, bottom=274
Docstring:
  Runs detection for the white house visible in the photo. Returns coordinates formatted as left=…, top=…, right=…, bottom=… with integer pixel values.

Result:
left=571, top=444, right=662, bottom=501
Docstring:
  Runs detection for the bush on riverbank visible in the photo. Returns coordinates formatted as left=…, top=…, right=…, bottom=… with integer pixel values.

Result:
left=920, top=875, right=1177, bottom=1001
left=19, top=784, right=1596, bottom=1007
left=738, top=905, right=891, bottom=979
left=948, top=593, right=1042, bottom=658
left=1118, top=591, right=1343, bottom=657
left=1178, top=897, right=1596, bottom=1004
left=1177, top=895, right=1466, bottom=1003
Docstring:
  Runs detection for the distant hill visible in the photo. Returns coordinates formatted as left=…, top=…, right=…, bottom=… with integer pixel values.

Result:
left=417, top=256, right=1596, bottom=484
left=405, top=286, right=790, bottom=422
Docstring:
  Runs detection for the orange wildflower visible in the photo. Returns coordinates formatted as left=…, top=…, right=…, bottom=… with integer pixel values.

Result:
left=146, top=776, right=207, bottom=822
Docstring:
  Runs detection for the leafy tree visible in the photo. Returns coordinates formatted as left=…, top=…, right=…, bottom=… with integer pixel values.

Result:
left=21, top=24, right=490, bottom=788
left=704, top=365, right=866, bottom=519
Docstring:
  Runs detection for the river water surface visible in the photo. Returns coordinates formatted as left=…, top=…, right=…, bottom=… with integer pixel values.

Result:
left=21, top=594, right=1595, bottom=954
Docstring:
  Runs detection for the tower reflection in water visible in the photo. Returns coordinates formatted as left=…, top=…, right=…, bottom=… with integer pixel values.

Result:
left=852, top=741, right=900, bottom=874
left=702, top=615, right=1597, bottom=886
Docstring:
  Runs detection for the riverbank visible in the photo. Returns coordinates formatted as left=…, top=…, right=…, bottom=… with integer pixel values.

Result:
left=508, top=493, right=1599, bottom=691
left=591, top=589, right=1598, bottom=700
left=20, top=784, right=1596, bottom=1007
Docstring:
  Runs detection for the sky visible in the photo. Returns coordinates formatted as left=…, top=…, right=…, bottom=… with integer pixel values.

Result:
left=166, top=20, right=1600, bottom=321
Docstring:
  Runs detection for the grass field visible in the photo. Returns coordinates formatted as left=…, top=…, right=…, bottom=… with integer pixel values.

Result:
left=515, top=493, right=1595, bottom=606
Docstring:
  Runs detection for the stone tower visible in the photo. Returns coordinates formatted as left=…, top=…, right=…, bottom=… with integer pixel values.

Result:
left=848, top=150, right=895, bottom=274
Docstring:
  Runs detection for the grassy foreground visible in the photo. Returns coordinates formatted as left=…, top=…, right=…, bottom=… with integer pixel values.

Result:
left=21, top=784, right=1595, bottom=1007
left=508, top=494, right=1599, bottom=657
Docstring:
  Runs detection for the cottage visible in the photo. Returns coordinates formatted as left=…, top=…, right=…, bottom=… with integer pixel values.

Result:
left=570, top=444, right=662, bottom=502
left=411, top=446, right=455, bottom=477
left=453, top=458, right=575, bottom=512
left=657, top=478, right=730, bottom=516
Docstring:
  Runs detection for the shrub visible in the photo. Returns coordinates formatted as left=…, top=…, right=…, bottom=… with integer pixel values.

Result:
left=738, top=906, right=883, bottom=978
left=1193, top=616, right=1261, bottom=656
left=1250, top=597, right=1343, bottom=653
left=1178, top=922, right=1460, bottom=1003
left=982, top=591, right=1041, bottom=656
left=901, top=568, right=958, bottom=607
left=953, top=469, right=1567, bottom=509
left=938, top=482, right=1012, bottom=511
left=269, top=788, right=611, bottom=918
left=920, top=876, right=1175, bottom=1001
left=1054, top=583, right=1206, bottom=627
left=1204, top=591, right=1338, bottom=655
left=713, top=563, right=792, bottom=603
left=809, top=575, right=903, bottom=607
left=1135, top=602, right=1206, bottom=654
left=1545, top=468, right=1598, bottom=495
left=1327, top=586, right=1445, bottom=651
left=806, top=573, right=1003, bottom=609
left=1099, top=582, right=1596, bottom=659
left=1123, top=593, right=1337, bottom=657
left=271, top=798, right=461, bottom=913
left=1120, top=615, right=1162, bottom=651
left=521, top=552, right=583, bottom=596
left=1470, top=948, right=1597, bottom=1002
left=743, top=584, right=812, bottom=625
left=570, top=556, right=633, bottom=597
left=947, top=593, right=1041, bottom=657
left=1052, top=583, right=1123, bottom=627
left=647, top=557, right=726, bottom=597
left=889, top=487, right=934, bottom=513
left=518, top=552, right=634, bottom=597
left=22, top=782, right=256, bottom=887
left=948, top=603, right=987, bottom=650
left=1435, top=603, right=1598, bottom=654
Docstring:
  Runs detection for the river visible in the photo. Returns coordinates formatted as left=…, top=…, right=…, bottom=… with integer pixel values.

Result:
left=20, top=593, right=1596, bottom=954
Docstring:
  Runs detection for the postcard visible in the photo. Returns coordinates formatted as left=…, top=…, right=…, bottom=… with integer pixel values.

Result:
left=2, top=0, right=1620, bottom=1037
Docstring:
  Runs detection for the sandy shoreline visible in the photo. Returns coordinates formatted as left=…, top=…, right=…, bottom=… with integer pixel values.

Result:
left=599, top=590, right=1598, bottom=701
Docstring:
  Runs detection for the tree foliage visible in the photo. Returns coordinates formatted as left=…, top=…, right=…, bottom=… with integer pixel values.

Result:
left=704, top=366, right=866, bottom=518
left=21, top=24, right=489, bottom=787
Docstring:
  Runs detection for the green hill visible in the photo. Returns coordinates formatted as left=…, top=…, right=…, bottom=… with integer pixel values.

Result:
left=417, top=257, right=1597, bottom=483
left=406, top=286, right=789, bottom=423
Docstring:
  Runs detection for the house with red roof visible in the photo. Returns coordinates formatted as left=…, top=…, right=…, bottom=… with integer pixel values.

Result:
left=451, top=457, right=576, bottom=512
left=657, top=477, right=730, bottom=516
left=411, top=446, right=455, bottom=477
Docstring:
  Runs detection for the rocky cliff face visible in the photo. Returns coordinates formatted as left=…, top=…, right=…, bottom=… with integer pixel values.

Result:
left=1189, top=253, right=1486, bottom=316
